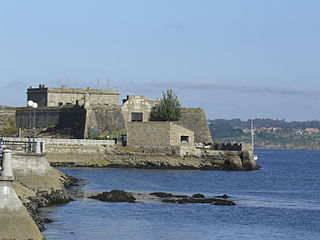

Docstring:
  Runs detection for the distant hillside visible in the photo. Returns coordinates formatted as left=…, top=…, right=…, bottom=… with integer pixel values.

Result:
left=208, top=118, right=320, bottom=149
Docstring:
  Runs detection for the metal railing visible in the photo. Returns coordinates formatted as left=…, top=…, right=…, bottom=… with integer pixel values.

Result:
left=0, top=150, right=3, bottom=170
left=0, top=140, right=36, bottom=153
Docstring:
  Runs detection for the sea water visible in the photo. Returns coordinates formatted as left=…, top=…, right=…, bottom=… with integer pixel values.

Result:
left=42, top=149, right=320, bottom=239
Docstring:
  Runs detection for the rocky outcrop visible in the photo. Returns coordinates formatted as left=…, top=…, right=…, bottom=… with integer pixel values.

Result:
left=213, top=199, right=236, bottom=206
left=90, top=190, right=136, bottom=203
left=13, top=172, right=78, bottom=232
left=47, top=148, right=259, bottom=171
left=178, top=108, right=213, bottom=144
left=192, top=193, right=205, bottom=198
left=150, top=192, right=188, bottom=198
left=215, top=194, right=229, bottom=199
left=152, top=192, right=236, bottom=206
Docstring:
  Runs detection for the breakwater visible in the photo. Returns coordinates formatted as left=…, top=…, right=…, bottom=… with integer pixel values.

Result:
left=0, top=150, right=44, bottom=239
left=0, top=146, right=77, bottom=239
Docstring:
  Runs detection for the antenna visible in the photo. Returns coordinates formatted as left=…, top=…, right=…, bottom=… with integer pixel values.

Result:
left=97, top=78, right=100, bottom=89
left=107, top=77, right=110, bottom=89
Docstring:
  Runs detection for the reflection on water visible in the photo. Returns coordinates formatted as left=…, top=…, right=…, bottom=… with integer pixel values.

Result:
left=42, top=149, right=320, bottom=240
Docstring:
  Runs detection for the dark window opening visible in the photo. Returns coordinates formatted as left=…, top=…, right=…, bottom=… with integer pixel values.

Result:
left=181, top=136, right=189, bottom=143
left=58, top=102, right=63, bottom=106
left=132, top=112, right=143, bottom=122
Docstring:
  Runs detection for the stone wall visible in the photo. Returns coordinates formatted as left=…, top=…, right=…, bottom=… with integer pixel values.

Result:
left=57, top=105, right=86, bottom=138
left=11, top=153, right=52, bottom=177
left=211, top=142, right=252, bottom=151
left=27, top=85, right=120, bottom=107
left=2, top=137, right=115, bottom=146
left=16, top=105, right=86, bottom=138
left=127, top=122, right=170, bottom=147
left=2, top=137, right=115, bottom=154
left=16, top=107, right=61, bottom=128
left=85, top=105, right=126, bottom=138
left=127, top=122, right=194, bottom=148
left=0, top=178, right=44, bottom=239
left=178, top=108, right=213, bottom=144
left=170, top=123, right=194, bottom=146
left=0, top=106, right=16, bottom=129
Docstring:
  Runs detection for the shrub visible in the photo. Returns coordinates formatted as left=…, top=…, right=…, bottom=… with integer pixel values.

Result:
left=151, top=89, right=181, bottom=121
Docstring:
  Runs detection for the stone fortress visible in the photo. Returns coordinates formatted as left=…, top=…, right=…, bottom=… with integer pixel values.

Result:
left=12, top=84, right=213, bottom=150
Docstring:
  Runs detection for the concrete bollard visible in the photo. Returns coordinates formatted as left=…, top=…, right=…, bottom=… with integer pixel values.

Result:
left=36, top=142, right=41, bottom=154
left=2, top=149, right=13, bottom=178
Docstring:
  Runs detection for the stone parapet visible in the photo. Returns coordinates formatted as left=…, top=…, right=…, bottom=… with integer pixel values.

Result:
left=2, top=137, right=115, bottom=146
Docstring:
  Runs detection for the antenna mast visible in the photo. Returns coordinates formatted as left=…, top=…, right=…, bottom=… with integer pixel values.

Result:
left=251, top=120, right=254, bottom=151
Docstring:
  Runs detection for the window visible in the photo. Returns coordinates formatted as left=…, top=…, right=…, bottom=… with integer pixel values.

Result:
left=181, top=136, right=189, bottom=143
left=131, top=112, right=143, bottom=122
left=58, top=102, right=63, bottom=106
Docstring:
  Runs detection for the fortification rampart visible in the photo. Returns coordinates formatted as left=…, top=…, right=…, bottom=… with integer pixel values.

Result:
left=16, top=106, right=61, bottom=128
left=0, top=106, right=16, bottom=129
left=210, top=142, right=252, bottom=151
left=27, top=85, right=120, bottom=107
left=127, top=122, right=194, bottom=148
left=84, top=105, right=126, bottom=138
left=16, top=105, right=86, bottom=138
left=178, top=108, right=213, bottom=144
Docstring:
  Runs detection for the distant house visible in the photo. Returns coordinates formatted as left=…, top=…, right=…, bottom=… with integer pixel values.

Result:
left=304, top=128, right=320, bottom=134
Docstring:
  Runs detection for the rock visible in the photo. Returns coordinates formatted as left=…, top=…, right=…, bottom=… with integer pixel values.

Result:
left=162, top=199, right=177, bottom=203
left=192, top=193, right=205, bottom=198
left=38, top=190, right=73, bottom=205
left=60, top=174, right=80, bottom=188
left=162, top=197, right=217, bottom=204
left=150, top=192, right=173, bottom=198
left=213, top=199, right=236, bottom=206
left=25, top=196, right=51, bottom=232
left=162, top=195, right=236, bottom=206
left=150, top=192, right=188, bottom=198
left=90, top=190, right=136, bottom=203
left=215, top=194, right=229, bottom=199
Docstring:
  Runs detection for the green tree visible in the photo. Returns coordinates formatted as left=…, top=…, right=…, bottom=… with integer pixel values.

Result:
left=151, top=89, right=182, bottom=121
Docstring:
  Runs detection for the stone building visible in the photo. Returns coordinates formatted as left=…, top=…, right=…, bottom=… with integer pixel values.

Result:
left=27, top=84, right=120, bottom=107
left=121, top=95, right=158, bottom=123
left=121, top=95, right=212, bottom=144
left=126, top=122, right=194, bottom=148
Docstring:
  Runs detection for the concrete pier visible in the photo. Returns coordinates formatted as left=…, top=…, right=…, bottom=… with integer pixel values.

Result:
left=0, top=150, right=44, bottom=239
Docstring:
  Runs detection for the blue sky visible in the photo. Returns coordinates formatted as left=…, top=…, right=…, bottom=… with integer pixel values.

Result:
left=1, top=0, right=319, bottom=121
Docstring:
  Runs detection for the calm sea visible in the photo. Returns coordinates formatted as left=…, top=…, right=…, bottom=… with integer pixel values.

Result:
left=41, top=149, right=320, bottom=240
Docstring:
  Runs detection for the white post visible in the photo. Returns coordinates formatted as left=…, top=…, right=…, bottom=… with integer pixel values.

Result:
left=36, top=142, right=41, bottom=154
left=2, top=149, right=13, bottom=178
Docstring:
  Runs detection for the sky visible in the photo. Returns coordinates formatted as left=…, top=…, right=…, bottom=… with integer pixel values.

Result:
left=1, top=0, right=319, bottom=121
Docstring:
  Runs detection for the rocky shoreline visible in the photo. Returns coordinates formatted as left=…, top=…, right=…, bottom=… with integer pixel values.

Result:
left=47, top=149, right=260, bottom=171
left=14, top=172, right=79, bottom=232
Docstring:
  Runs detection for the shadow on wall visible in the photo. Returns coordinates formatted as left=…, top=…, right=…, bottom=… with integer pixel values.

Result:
left=56, top=105, right=87, bottom=139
